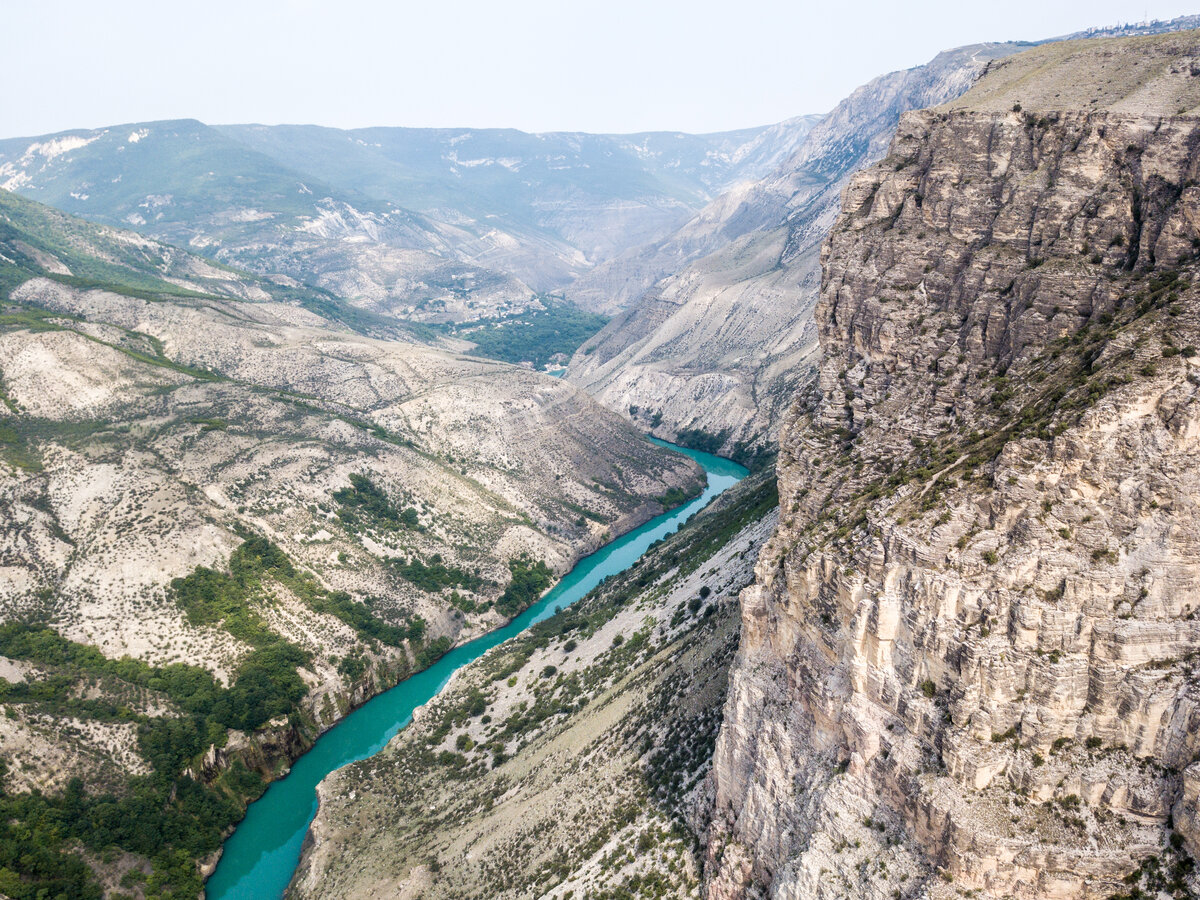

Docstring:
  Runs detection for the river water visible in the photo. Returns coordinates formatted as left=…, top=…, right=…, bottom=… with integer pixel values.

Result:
left=206, top=439, right=747, bottom=899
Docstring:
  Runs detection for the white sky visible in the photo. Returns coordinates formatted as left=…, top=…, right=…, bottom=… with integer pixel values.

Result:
left=4, top=0, right=1199, bottom=138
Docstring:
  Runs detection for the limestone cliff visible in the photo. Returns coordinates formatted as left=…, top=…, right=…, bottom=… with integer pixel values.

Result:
left=566, top=18, right=1200, bottom=463
left=564, top=43, right=1031, bottom=461
left=707, top=30, right=1200, bottom=900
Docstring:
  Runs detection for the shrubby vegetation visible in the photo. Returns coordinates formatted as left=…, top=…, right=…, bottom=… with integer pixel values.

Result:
left=674, top=425, right=771, bottom=470
left=174, top=533, right=421, bottom=653
left=171, top=535, right=292, bottom=648
left=333, top=474, right=420, bottom=533
left=0, top=622, right=285, bottom=899
left=437, top=301, right=608, bottom=369
left=307, top=591, right=411, bottom=646
left=0, top=416, right=41, bottom=471
left=655, top=480, right=704, bottom=509
left=417, top=636, right=453, bottom=669
left=494, top=557, right=553, bottom=618
left=674, top=426, right=729, bottom=455
left=390, top=554, right=486, bottom=594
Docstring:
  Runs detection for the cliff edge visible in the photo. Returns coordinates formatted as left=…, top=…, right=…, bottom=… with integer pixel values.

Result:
left=707, top=30, right=1200, bottom=900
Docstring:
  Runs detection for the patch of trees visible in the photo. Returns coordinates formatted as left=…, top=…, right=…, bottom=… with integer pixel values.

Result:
left=416, top=636, right=452, bottom=669
left=170, top=534, right=293, bottom=648
left=656, top=480, right=704, bottom=510
left=390, top=554, right=485, bottom=593
left=444, top=302, right=608, bottom=370
left=494, top=557, right=553, bottom=618
left=306, top=590, right=409, bottom=646
left=174, top=532, right=418, bottom=667
left=674, top=426, right=730, bottom=455
left=333, top=473, right=420, bottom=533
left=0, top=622, right=300, bottom=899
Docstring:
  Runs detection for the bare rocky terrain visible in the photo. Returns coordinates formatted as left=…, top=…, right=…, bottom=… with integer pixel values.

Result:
left=707, top=30, right=1200, bottom=900
left=2, top=275, right=698, bottom=659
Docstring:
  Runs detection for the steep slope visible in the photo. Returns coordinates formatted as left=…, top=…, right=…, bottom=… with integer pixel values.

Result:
left=566, top=17, right=1200, bottom=462
left=708, top=30, right=1200, bottom=900
left=565, top=43, right=1024, bottom=459
left=290, top=471, right=778, bottom=900
left=0, top=193, right=702, bottom=898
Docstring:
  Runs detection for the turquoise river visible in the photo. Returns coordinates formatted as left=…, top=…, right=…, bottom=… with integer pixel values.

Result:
left=206, top=439, right=747, bottom=899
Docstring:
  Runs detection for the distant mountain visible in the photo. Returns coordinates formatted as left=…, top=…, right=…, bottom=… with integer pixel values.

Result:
left=0, top=184, right=380, bottom=329
left=0, top=119, right=548, bottom=323
left=216, top=119, right=821, bottom=265
left=0, top=116, right=820, bottom=325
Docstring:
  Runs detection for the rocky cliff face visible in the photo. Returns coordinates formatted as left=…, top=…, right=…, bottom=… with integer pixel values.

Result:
left=707, top=31, right=1200, bottom=900
left=566, top=19, right=1200, bottom=462
left=564, top=43, right=1025, bottom=459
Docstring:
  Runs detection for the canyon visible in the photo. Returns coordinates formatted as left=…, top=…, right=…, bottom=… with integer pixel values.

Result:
left=5, top=14, right=1200, bottom=900
left=0, top=188, right=699, bottom=898
left=293, top=22, right=1200, bottom=900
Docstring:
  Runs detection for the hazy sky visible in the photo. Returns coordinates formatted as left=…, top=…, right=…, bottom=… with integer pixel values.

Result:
left=5, top=0, right=1199, bottom=138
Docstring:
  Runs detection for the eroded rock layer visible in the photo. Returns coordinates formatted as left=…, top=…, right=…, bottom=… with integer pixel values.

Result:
left=707, top=31, right=1200, bottom=900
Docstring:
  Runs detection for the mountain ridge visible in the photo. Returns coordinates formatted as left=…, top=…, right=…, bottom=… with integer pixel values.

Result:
left=564, top=16, right=1200, bottom=463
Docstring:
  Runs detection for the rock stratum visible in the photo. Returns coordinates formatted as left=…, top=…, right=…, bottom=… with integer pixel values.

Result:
left=707, top=30, right=1200, bottom=900
left=565, top=19, right=1200, bottom=462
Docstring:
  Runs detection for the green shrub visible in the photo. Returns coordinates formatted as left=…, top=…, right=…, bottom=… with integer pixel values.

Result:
left=390, top=555, right=485, bottom=594
left=494, top=558, right=553, bottom=618
left=333, top=473, right=420, bottom=532
left=0, top=621, right=310, bottom=899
